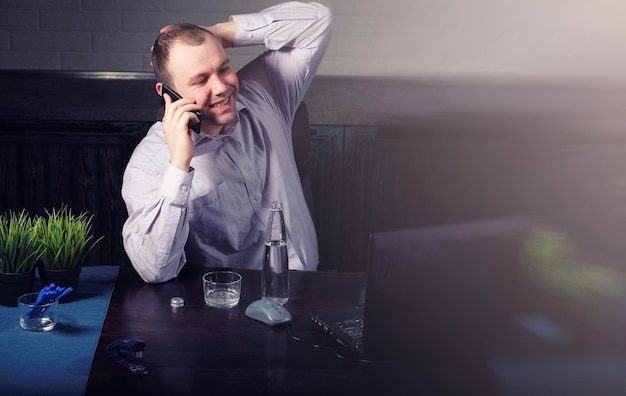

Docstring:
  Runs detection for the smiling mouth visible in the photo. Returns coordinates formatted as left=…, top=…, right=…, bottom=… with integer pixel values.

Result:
left=210, top=96, right=230, bottom=108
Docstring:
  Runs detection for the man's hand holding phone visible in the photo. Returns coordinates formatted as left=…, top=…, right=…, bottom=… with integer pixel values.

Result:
left=161, top=85, right=202, bottom=172
left=162, top=84, right=202, bottom=134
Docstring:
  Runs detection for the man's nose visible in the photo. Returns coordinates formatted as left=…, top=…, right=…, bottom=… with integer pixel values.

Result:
left=210, top=76, right=226, bottom=94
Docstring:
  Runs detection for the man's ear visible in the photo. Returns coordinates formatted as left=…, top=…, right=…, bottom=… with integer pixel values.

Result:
left=155, top=82, right=163, bottom=96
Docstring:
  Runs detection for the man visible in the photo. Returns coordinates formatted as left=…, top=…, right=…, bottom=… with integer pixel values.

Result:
left=121, top=2, right=333, bottom=283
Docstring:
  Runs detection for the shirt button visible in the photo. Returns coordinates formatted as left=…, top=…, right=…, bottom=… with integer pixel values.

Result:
left=248, top=21, right=255, bottom=28
left=181, top=185, right=189, bottom=192
left=253, top=195, right=260, bottom=201
left=288, top=251, right=295, bottom=258
left=247, top=32, right=254, bottom=39
left=243, top=165, right=250, bottom=172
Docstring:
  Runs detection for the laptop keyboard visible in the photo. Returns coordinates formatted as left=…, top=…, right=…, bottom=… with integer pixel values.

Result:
left=336, top=317, right=364, bottom=340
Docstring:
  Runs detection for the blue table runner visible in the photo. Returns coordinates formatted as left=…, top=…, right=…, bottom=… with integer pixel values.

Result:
left=0, top=265, right=118, bottom=396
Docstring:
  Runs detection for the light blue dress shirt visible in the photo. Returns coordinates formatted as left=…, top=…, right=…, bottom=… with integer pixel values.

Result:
left=122, top=2, right=333, bottom=283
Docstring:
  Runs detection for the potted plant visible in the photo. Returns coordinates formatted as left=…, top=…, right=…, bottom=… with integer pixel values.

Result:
left=38, top=205, right=104, bottom=302
left=0, top=210, right=44, bottom=307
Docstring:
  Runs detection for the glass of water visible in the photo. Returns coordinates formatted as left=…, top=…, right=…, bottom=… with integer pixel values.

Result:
left=203, top=271, right=242, bottom=308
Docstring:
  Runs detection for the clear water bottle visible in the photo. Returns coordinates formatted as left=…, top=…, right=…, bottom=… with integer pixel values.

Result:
left=261, top=201, right=289, bottom=304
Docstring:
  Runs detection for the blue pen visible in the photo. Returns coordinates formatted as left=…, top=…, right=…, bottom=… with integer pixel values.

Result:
left=27, top=287, right=50, bottom=317
left=55, top=287, right=73, bottom=302
left=26, top=285, right=74, bottom=319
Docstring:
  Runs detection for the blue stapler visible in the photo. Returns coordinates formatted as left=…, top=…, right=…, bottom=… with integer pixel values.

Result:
left=106, top=337, right=149, bottom=376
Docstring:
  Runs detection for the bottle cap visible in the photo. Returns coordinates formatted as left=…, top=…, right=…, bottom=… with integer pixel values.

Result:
left=170, top=296, right=185, bottom=308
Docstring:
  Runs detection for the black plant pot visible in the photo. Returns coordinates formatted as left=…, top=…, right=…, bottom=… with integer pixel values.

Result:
left=0, top=269, right=35, bottom=307
left=38, top=267, right=82, bottom=303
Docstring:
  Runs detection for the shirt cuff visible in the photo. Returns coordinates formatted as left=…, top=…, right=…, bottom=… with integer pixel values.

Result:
left=230, top=13, right=270, bottom=46
left=160, top=164, right=194, bottom=206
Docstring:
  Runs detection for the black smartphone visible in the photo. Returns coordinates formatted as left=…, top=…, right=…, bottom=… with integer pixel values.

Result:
left=161, top=84, right=202, bottom=134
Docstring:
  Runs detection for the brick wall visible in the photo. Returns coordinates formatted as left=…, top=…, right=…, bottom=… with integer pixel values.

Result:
left=1, top=0, right=626, bottom=81
left=0, top=0, right=401, bottom=76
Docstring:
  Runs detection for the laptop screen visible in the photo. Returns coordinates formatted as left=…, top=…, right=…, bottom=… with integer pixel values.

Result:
left=362, top=216, right=537, bottom=362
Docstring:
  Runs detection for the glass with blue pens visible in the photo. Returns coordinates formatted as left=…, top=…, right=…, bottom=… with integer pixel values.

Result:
left=17, top=283, right=73, bottom=331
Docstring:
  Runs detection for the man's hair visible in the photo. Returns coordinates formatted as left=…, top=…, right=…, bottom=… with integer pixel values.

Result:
left=151, top=23, right=215, bottom=87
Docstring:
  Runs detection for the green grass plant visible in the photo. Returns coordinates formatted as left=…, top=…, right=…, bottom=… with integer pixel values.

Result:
left=38, top=205, right=104, bottom=270
left=0, top=210, right=44, bottom=273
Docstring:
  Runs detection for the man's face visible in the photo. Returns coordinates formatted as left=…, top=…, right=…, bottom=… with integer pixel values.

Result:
left=167, top=35, right=239, bottom=135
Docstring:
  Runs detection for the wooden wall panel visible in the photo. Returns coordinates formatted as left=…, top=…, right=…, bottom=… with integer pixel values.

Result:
left=4, top=96, right=626, bottom=273
left=0, top=120, right=150, bottom=267
left=311, top=122, right=532, bottom=272
left=309, top=126, right=345, bottom=271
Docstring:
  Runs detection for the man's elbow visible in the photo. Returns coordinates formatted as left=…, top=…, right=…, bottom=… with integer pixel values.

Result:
left=124, top=244, right=179, bottom=284
left=312, top=3, right=333, bottom=27
left=136, top=268, right=173, bottom=284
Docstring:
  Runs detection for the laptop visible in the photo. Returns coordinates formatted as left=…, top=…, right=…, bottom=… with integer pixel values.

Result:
left=309, top=216, right=536, bottom=361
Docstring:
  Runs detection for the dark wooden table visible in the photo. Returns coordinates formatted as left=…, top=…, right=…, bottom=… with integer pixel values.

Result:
left=84, top=260, right=626, bottom=396
left=85, top=265, right=427, bottom=395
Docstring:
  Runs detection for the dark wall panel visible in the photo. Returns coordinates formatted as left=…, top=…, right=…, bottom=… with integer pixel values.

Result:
left=0, top=120, right=150, bottom=267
